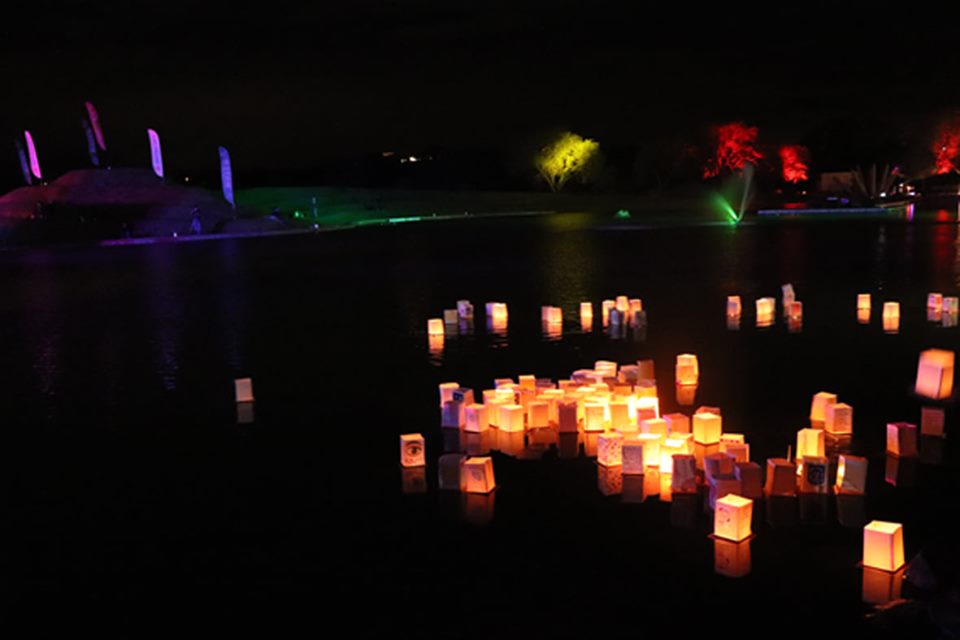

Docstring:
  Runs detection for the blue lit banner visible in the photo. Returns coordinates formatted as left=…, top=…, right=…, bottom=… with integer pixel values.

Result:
left=15, top=139, right=32, bottom=185
left=219, top=146, right=235, bottom=209
left=82, top=118, right=101, bottom=167
left=148, top=128, right=164, bottom=179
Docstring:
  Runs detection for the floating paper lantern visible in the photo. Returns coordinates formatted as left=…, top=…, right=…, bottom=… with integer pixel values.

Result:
left=675, top=354, right=699, bottom=386
left=782, top=283, right=795, bottom=306
left=764, top=458, right=797, bottom=496
left=517, top=375, right=536, bottom=391
left=629, top=299, right=643, bottom=324
left=714, top=494, right=753, bottom=542
left=696, top=405, right=722, bottom=416
left=609, top=399, right=631, bottom=431
left=580, top=302, right=593, bottom=331
left=615, top=295, right=629, bottom=314
left=584, top=402, right=607, bottom=432
left=558, top=400, right=579, bottom=433
left=496, top=430, right=524, bottom=456
left=835, top=454, right=868, bottom=494
left=718, top=432, right=742, bottom=444
left=825, top=402, right=853, bottom=435
left=595, top=360, right=618, bottom=378
left=427, top=318, right=444, bottom=336
left=543, top=306, right=563, bottom=324
left=456, top=300, right=474, bottom=320
left=598, top=432, right=624, bottom=467
left=663, top=413, right=690, bottom=434
left=461, top=457, right=496, bottom=493
left=640, top=417, right=667, bottom=437
left=915, top=349, right=954, bottom=399
left=441, top=400, right=465, bottom=428
left=439, top=382, right=459, bottom=407
left=788, top=301, right=803, bottom=323
left=671, top=454, right=698, bottom=493
left=693, top=412, right=722, bottom=445
left=796, top=428, right=825, bottom=463
left=443, top=309, right=459, bottom=326
left=886, top=422, right=918, bottom=457
left=714, top=538, right=751, bottom=578
left=234, top=377, right=254, bottom=403
left=399, top=433, right=426, bottom=467
left=756, top=297, right=776, bottom=316
left=798, top=455, right=829, bottom=494
left=621, top=439, right=648, bottom=474
left=857, top=293, right=871, bottom=311
left=428, top=334, right=445, bottom=355
left=727, top=295, right=742, bottom=317
left=659, top=437, right=688, bottom=472
left=882, top=302, right=900, bottom=332
left=498, top=405, right=525, bottom=433
left=601, top=300, right=615, bottom=327
left=465, top=404, right=489, bottom=433
left=920, top=406, right=945, bottom=437
left=527, top=401, right=549, bottom=429
left=863, top=521, right=905, bottom=572
left=734, top=462, right=762, bottom=499
left=809, top=391, right=837, bottom=427
left=704, top=452, right=736, bottom=482
left=928, top=293, right=943, bottom=312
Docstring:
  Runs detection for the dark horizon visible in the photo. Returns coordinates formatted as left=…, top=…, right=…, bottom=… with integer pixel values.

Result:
left=5, top=1, right=960, bottom=190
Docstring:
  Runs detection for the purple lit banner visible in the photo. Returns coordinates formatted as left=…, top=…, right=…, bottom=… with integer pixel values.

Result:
left=148, top=128, right=164, bottom=179
left=24, top=130, right=42, bottom=180
left=15, top=139, right=32, bottom=186
left=82, top=118, right=101, bottom=167
left=219, top=146, right=235, bottom=209
left=85, top=101, right=107, bottom=151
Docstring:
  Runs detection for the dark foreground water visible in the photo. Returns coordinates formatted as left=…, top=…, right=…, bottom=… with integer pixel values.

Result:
left=1, top=214, right=959, bottom=635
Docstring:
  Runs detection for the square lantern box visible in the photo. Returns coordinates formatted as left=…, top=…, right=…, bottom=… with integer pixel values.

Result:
left=921, top=406, right=946, bottom=437
left=623, top=435, right=660, bottom=474
left=498, top=405, right=525, bottom=433
left=882, top=302, right=900, bottom=332
left=664, top=413, right=690, bottom=434
left=528, top=401, right=549, bottom=429
left=601, top=300, right=615, bottom=327
left=720, top=442, right=750, bottom=464
left=863, top=521, right=905, bottom=572
left=439, top=382, right=460, bottom=407
left=809, top=391, right=837, bottom=427
left=915, top=349, right=955, bottom=399
left=928, top=292, right=944, bottom=311
left=438, top=453, right=465, bottom=490
left=598, top=433, right=624, bottom=467
left=452, top=388, right=475, bottom=406
left=798, top=456, right=830, bottom=494
left=443, top=309, right=459, bottom=325
left=782, top=283, right=795, bottom=306
left=456, top=300, right=474, bottom=320
left=886, top=422, right=919, bottom=458
left=637, top=359, right=655, bottom=380
left=464, top=404, right=489, bottom=433
left=427, top=318, right=444, bottom=336
left=797, top=428, right=826, bottom=465
left=610, top=399, right=631, bottom=431
left=863, top=567, right=904, bottom=606
left=558, top=400, right=579, bottom=433
left=618, top=365, right=639, bottom=384
left=234, top=378, right=255, bottom=403
left=636, top=396, right=660, bottom=421
left=518, top=374, right=537, bottom=391
left=584, top=402, right=607, bottom=432
left=704, top=452, right=736, bottom=482
left=714, top=494, right=753, bottom=542
left=671, top=454, right=698, bottom=493
left=461, top=457, right=496, bottom=493
left=756, top=297, right=776, bottom=317
left=675, top=354, right=700, bottom=386
left=442, top=400, right=466, bottom=428
left=709, top=474, right=741, bottom=509
left=640, top=418, right=667, bottom=437
left=825, top=403, right=853, bottom=435
left=836, top=454, right=868, bottom=495
left=400, top=433, right=426, bottom=467
left=675, top=384, right=697, bottom=406
left=693, top=412, right=722, bottom=445
left=857, top=293, right=871, bottom=311
left=714, top=538, right=751, bottom=578
left=580, top=302, right=594, bottom=328
left=597, top=464, right=623, bottom=496
left=660, top=437, right=691, bottom=473
left=735, top=462, right=762, bottom=499
left=727, top=295, right=742, bottom=317
left=765, top=458, right=797, bottom=496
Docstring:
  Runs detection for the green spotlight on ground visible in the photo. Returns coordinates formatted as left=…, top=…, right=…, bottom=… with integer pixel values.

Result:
left=714, top=194, right=741, bottom=225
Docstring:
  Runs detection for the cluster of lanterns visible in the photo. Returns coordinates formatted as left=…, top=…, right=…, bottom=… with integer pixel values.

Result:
left=726, top=284, right=802, bottom=331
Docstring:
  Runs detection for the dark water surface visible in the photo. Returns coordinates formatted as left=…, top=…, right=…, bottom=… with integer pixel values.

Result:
left=2, top=214, right=959, bottom=635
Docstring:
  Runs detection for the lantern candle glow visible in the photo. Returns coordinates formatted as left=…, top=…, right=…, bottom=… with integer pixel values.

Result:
left=863, top=521, right=905, bottom=572
left=714, top=494, right=753, bottom=542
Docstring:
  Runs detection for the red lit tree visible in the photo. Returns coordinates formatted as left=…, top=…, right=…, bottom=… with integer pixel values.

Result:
left=703, top=122, right=763, bottom=178
left=932, top=122, right=960, bottom=174
left=779, top=145, right=809, bottom=183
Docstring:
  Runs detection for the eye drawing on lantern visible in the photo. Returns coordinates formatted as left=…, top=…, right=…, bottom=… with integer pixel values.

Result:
left=406, top=442, right=422, bottom=458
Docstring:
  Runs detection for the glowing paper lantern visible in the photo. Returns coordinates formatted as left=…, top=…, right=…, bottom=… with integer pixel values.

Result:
left=234, top=378, right=254, bottom=403
left=720, top=442, right=750, bottom=463
left=825, top=402, right=853, bottom=435
left=465, top=404, right=489, bottom=433
left=580, top=302, right=593, bottom=331
left=441, top=400, right=465, bottom=428
left=427, top=318, right=444, bottom=335
left=625, top=434, right=661, bottom=472
left=714, top=538, right=751, bottom=578
left=886, top=422, right=918, bottom=458
left=671, top=454, right=697, bottom=493
left=798, top=455, right=829, bottom=494
left=462, top=457, right=496, bottom=493
left=675, top=354, right=699, bottom=386
left=714, top=494, right=753, bottom=542
left=457, top=300, right=474, bottom=320
left=704, top=452, right=735, bottom=482
left=452, top=388, right=474, bottom=405
left=598, top=432, right=624, bottom=467
left=734, top=462, right=762, bottom=499
left=660, top=437, right=688, bottom=472
left=584, top=402, right=607, bottom=432
left=928, top=293, right=943, bottom=312
left=857, top=307, right=870, bottom=324
left=400, top=433, right=426, bottom=467
left=443, top=309, right=459, bottom=325
left=796, top=428, right=825, bottom=462
left=635, top=393, right=660, bottom=418
left=558, top=400, right=579, bottom=433
left=640, top=417, right=667, bottom=437
left=726, top=295, right=742, bottom=317
left=835, top=454, right=868, bottom=494
left=696, top=406, right=722, bottom=416
left=601, top=300, right=615, bottom=327
left=809, top=392, right=837, bottom=427
left=693, top=412, right=722, bottom=445
left=609, top=399, right=631, bottom=431
left=764, top=458, right=797, bottom=496
left=863, top=521, right=905, bottom=572
left=857, top=293, right=871, bottom=311
left=528, top=401, right=549, bottom=429
left=664, top=413, right=690, bottom=434
left=782, top=283, right=795, bottom=307
left=915, top=349, right=955, bottom=399
left=637, top=360, right=655, bottom=380
left=920, top=406, right=945, bottom=437
left=882, top=302, right=900, bottom=332
left=541, top=306, right=563, bottom=324
left=439, top=382, right=460, bottom=407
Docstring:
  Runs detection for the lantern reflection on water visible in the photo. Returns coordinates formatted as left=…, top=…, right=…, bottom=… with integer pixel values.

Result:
left=714, top=538, right=751, bottom=578
left=438, top=453, right=465, bottom=490
left=862, top=567, right=904, bottom=605
left=863, top=520, right=905, bottom=572
left=920, top=406, right=945, bottom=437
left=598, top=433, right=624, bottom=467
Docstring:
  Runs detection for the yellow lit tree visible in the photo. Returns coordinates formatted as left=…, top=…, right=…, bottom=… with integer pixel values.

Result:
left=535, top=132, right=600, bottom=192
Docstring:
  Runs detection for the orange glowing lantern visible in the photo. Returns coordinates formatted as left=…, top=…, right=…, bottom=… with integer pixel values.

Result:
left=798, top=455, right=829, bottom=494
left=558, top=400, right=579, bottom=433
left=465, top=404, right=489, bottom=433
left=461, top=456, right=496, bottom=493
left=727, top=295, right=742, bottom=317
left=400, top=433, right=426, bottom=467
left=637, top=359, right=655, bottom=380
left=863, top=521, right=905, bottom=572
left=626, top=434, right=661, bottom=472
left=835, top=454, right=868, bottom=495
left=528, top=401, right=549, bottom=429
left=601, top=300, right=615, bottom=327
left=439, top=382, right=460, bottom=407
left=693, top=412, right=722, bottom=445
left=660, top=437, right=688, bottom=472
left=755, top=297, right=776, bottom=317
left=718, top=433, right=742, bottom=445
left=580, top=302, right=593, bottom=331
left=720, top=442, right=750, bottom=464
left=796, top=428, right=825, bottom=464
left=857, top=293, right=871, bottom=311
left=664, top=413, right=690, bottom=434
left=714, top=538, right=751, bottom=578
left=610, top=398, right=631, bottom=431
left=615, top=295, right=629, bottom=314
left=886, top=422, right=918, bottom=457
left=882, top=302, right=900, bottom=332
left=921, top=406, right=945, bottom=437
left=443, top=309, right=458, bottom=326
left=640, top=417, right=667, bottom=437
left=598, top=432, right=624, bottom=467
left=629, top=299, right=643, bottom=323
left=427, top=318, right=444, bottom=336
left=498, top=404, right=525, bottom=432
left=714, top=494, right=753, bottom=542
left=671, top=454, right=698, bottom=493
left=675, top=354, right=699, bottom=386
left=597, top=464, right=623, bottom=496
left=809, top=391, right=837, bottom=427
left=764, top=458, right=797, bottom=496
left=584, top=402, right=607, bottom=432
left=782, top=283, right=795, bottom=307
left=428, top=333, right=445, bottom=355
left=734, top=462, right=762, bottom=499
left=825, top=402, right=853, bottom=435
left=696, top=406, right=722, bottom=416
left=635, top=395, right=660, bottom=421
left=234, top=377, right=255, bottom=403
left=857, top=308, right=870, bottom=324
left=915, top=349, right=954, bottom=399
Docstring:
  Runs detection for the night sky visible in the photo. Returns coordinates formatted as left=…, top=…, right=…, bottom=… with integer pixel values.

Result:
left=4, top=1, right=960, bottom=187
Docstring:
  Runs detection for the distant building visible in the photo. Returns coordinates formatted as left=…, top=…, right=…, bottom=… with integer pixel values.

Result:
left=819, top=171, right=856, bottom=193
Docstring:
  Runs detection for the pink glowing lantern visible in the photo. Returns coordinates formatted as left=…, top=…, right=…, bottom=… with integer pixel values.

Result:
left=915, top=349, right=954, bottom=399
left=863, top=521, right=905, bottom=572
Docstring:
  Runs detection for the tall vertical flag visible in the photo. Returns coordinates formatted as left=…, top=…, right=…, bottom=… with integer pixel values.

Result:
left=84, top=101, right=107, bottom=151
left=15, top=139, right=32, bottom=185
left=148, top=128, right=164, bottom=179
left=24, top=131, right=42, bottom=181
left=82, top=118, right=101, bottom=167
left=219, top=146, right=235, bottom=209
